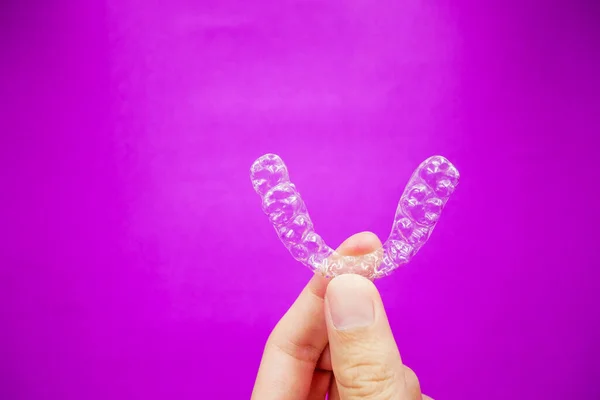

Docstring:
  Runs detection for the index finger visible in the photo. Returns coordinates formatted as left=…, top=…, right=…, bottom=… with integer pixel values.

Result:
left=251, top=232, right=382, bottom=400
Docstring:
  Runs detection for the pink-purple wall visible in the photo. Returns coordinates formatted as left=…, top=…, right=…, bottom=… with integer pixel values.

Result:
left=2, top=0, right=599, bottom=398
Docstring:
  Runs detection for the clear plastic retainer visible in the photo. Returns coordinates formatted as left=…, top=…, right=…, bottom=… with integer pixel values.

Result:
left=250, top=154, right=460, bottom=280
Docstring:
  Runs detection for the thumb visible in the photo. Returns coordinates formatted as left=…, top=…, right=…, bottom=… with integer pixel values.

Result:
left=325, top=274, right=411, bottom=399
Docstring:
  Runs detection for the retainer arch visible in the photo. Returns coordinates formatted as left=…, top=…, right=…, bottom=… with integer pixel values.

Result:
left=250, top=154, right=460, bottom=280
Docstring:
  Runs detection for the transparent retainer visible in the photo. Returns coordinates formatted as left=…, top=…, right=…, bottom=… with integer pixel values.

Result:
left=250, top=154, right=460, bottom=280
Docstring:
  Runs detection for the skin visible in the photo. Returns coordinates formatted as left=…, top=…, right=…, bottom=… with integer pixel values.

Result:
left=251, top=231, right=434, bottom=400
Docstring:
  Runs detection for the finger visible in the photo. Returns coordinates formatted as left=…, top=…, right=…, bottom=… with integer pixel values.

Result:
left=328, top=376, right=341, bottom=400
left=309, top=233, right=385, bottom=400
left=252, top=232, right=382, bottom=399
left=306, top=370, right=332, bottom=400
left=328, top=364, right=426, bottom=400
left=325, top=273, right=408, bottom=399
left=316, top=344, right=331, bottom=371
left=403, top=365, right=423, bottom=400
left=251, top=273, right=329, bottom=399
left=334, top=231, right=383, bottom=256
left=330, top=370, right=429, bottom=400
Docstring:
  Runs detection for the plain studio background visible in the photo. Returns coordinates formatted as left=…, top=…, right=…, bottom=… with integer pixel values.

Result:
left=1, top=0, right=599, bottom=398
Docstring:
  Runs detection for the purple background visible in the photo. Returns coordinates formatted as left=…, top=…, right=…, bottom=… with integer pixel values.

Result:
left=1, top=0, right=599, bottom=399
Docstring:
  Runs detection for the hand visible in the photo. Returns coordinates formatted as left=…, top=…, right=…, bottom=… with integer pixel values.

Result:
left=251, top=232, right=433, bottom=399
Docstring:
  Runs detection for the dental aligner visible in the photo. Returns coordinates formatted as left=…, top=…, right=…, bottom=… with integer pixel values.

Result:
left=249, top=154, right=460, bottom=280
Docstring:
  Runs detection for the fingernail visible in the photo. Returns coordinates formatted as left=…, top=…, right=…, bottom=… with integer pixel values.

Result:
left=327, top=274, right=375, bottom=330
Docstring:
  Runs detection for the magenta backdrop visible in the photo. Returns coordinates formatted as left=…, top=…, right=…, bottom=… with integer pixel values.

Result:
left=1, top=0, right=599, bottom=399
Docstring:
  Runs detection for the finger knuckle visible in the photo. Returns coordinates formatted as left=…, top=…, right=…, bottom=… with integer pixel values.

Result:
left=267, top=331, right=322, bottom=365
left=335, top=357, right=399, bottom=399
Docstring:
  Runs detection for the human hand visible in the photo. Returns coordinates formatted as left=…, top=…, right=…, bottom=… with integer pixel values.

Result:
left=251, top=231, right=433, bottom=399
